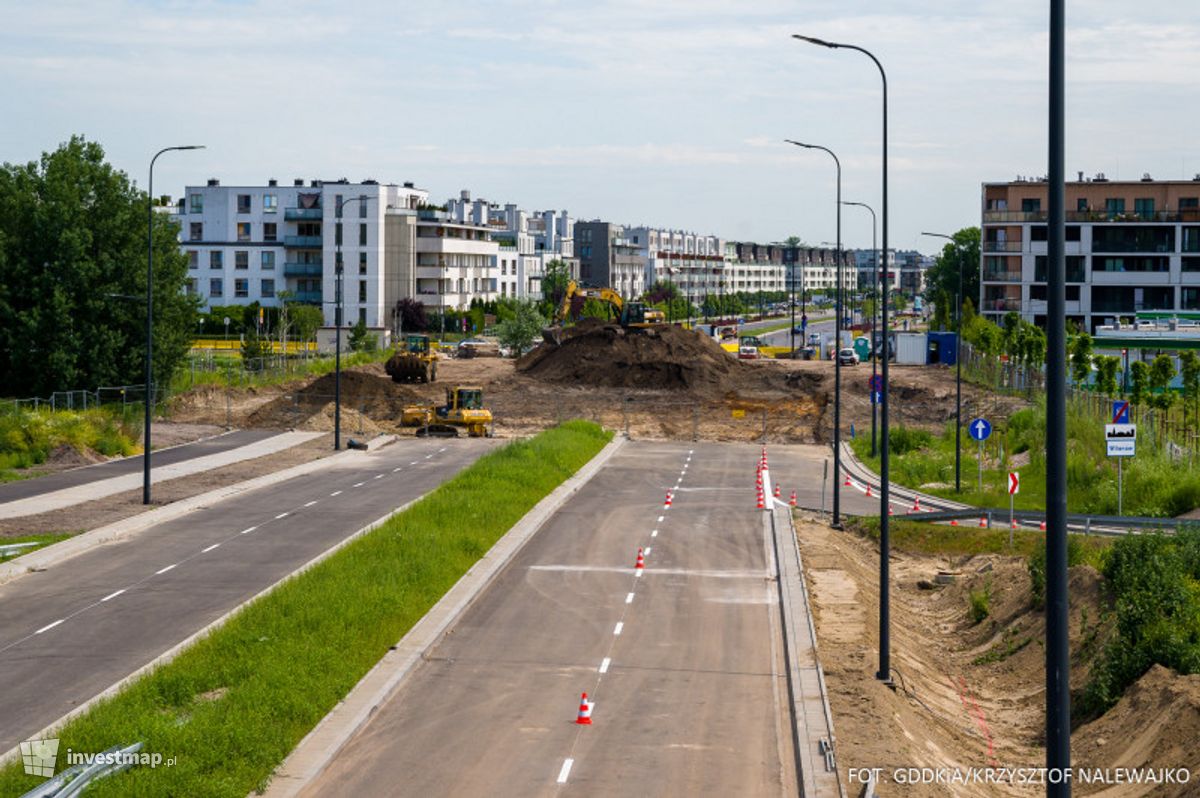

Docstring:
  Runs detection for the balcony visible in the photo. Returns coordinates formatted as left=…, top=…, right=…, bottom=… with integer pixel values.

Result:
left=983, top=298, right=1020, bottom=312
left=1091, top=241, right=1173, bottom=254
left=292, top=290, right=323, bottom=304
left=284, top=235, right=323, bottom=248
left=982, top=269, right=1022, bottom=282
left=983, top=240, right=1022, bottom=253
left=285, top=207, right=323, bottom=221
left=284, top=262, right=323, bottom=277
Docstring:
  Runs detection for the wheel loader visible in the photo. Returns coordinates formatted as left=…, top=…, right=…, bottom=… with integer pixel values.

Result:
left=401, top=386, right=492, bottom=437
left=385, top=334, right=438, bottom=383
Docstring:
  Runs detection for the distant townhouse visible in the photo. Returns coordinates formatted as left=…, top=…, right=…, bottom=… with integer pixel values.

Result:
left=575, top=222, right=648, bottom=299
left=980, top=174, right=1200, bottom=332
left=782, top=246, right=857, bottom=299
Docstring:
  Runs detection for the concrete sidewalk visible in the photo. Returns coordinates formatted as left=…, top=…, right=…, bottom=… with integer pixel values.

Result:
left=0, top=431, right=324, bottom=519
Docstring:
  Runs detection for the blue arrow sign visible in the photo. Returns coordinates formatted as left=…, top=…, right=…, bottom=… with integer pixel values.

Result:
left=968, top=417, right=992, bottom=441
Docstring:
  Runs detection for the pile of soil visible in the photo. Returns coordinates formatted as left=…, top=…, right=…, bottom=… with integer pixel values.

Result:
left=517, top=323, right=785, bottom=397
left=246, top=370, right=420, bottom=430
left=44, top=444, right=108, bottom=468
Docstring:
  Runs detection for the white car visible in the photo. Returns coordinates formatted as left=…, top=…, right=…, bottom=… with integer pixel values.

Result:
left=837, top=348, right=860, bottom=366
left=738, top=344, right=760, bottom=360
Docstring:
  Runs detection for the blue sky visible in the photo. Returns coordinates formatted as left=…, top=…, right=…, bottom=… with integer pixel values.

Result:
left=2, top=1, right=1197, bottom=252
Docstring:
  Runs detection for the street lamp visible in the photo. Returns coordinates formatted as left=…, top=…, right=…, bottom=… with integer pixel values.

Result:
left=923, top=231, right=966, bottom=493
left=785, top=139, right=843, bottom=529
left=333, top=194, right=371, bottom=451
left=145, top=144, right=204, bottom=505
left=845, top=202, right=878, bottom=457
left=793, top=32, right=890, bottom=684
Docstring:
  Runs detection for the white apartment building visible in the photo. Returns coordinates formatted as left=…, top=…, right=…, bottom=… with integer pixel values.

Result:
left=176, top=178, right=498, bottom=348
left=783, top=246, right=857, bottom=297
left=445, top=190, right=575, bottom=300
left=624, top=226, right=726, bottom=305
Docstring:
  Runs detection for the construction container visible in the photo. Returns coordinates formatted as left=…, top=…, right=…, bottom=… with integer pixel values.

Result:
left=926, top=331, right=958, bottom=366
left=894, top=332, right=927, bottom=365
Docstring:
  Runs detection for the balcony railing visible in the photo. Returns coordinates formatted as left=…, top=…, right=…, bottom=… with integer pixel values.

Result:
left=283, top=262, right=323, bottom=277
left=1091, top=241, right=1173, bottom=254
left=284, top=207, right=323, bottom=221
left=982, top=270, right=1022, bottom=282
left=983, top=209, right=1194, bottom=224
left=982, top=298, right=1020, bottom=312
left=292, top=290, right=323, bottom=304
left=284, top=235, right=323, bottom=248
left=983, top=240, right=1023, bottom=253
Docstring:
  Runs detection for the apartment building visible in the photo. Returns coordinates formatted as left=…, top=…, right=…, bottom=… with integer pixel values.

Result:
left=623, top=226, right=726, bottom=306
left=783, top=246, right=857, bottom=298
left=980, top=175, right=1200, bottom=331
left=575, top=222, right=648, bottom=299
left=176, top=178, right=498, bottom=347
left=445, top=190, right=576, bottom=300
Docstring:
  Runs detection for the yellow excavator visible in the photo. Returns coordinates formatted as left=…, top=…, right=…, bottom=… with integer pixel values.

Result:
left=401, top=386, right=492, bottom=437
left=385, top=334, right=438, bottom=383
left=543, top=282, right=666, bottom=344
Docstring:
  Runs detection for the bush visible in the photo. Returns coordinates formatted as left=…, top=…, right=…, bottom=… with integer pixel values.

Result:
left=888, top=426, right=933, bottom=456
left=968, top=579, right=992, bottom=624
left=1028, top=534, right=1084, bottom=610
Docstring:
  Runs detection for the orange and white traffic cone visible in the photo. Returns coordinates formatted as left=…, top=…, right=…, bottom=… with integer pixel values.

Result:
left=912, top=496, right=921, bottom=512
left=951, top=519, right=959, bottom=526
left=575, top=692, right=593, bottom=725
left=635, top=548, right=645, bottom=569
left=1011, top=519, right=1018, bottom=530
left=664, top=492, right=672, bottom=507
left=774, top=483, right=781, bottom=498
left=789, top=490, right=797, bottom=507
left=1040, top=520, right=1047, bottom=531
left=888, top=505, right=893, bottom=516
left=866, top=484, right=872, bottom=498
left=844, top=475, right=852, bottom=487
left=979, top=516, right=987, bottom=528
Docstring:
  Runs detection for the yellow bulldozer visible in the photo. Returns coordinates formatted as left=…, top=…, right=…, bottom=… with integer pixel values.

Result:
left=542, top=281, right=666, bottom=344
left=385, top=334, right=438, bottom=383
left=401, top=386, right=492, bottom=437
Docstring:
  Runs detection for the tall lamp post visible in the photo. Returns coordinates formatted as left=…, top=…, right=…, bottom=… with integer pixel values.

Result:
left=333, top=194, right=371, bottom=451
left=845, top=201, right=878, bottom=457
left=145, top=144, right=205, bottom=505
left=923, top=231, right=966, bottom=493
left=794, top=33, right=890, bottom=684
left=785, top=139, right=843, bottom=528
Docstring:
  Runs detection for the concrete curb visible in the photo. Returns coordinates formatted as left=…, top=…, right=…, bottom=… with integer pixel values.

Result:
left=0, top=435, right=393, bottom=588
left=259, top=434, right=626, bottom=798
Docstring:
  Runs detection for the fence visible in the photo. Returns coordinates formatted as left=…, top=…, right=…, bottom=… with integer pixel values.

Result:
left=0, top=385, right=159, bottom=415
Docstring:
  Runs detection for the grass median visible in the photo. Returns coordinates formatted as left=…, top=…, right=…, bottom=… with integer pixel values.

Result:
left=0, top=420, right=612, bottom=798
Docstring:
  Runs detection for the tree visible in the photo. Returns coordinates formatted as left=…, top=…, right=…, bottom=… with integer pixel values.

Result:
left=542, top=259, right=571, bottom=307
left=931, top=289, right=952, bottom=331
left=922, top=226, right=981, bottom=316
left=1070, top=332, right=1093, bottom=387
left=0, top=135, right=197, bottom=396
left=1149, top=354, right=1176, bottom=412
left=348, top=319, right=376, bottom=352
left=288, top=304, right=323, bottom=344
left=643, top=280, right=679, bottom=305
left=241, top=331, right=266, bottom=370
left=1129, top=360, right=1150, bottom=408
left=392, top=297, right=428, bottom=334
left=1180, top=351, right=1200, bottom=435
left=495, top=302, right=546, bottom=357
left=1094, top=355, right=1121, bottom=397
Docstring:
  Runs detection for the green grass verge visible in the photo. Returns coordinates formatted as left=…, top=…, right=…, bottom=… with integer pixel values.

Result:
left=172, top=349, right=393, bottom=393
left=0, top=533, right=76, bottom=563
left=0, top=408, right=140, bottom=477
left=0, top=420, right=612, bottom=797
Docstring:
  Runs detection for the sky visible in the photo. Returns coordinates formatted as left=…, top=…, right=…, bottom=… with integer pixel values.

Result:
left=2, top=1, right=1198, bottom=254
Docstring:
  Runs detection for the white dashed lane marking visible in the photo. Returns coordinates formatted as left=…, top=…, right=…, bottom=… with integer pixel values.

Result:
left=240, top=526, right=257, bottom=535
left=330, top=490, right=343, bottom=497
left=275, top=512, right=289, bottom=519
left=657, top=515, right=664, bottom=523
left=201, top=543, right=220, bottom=554
left=625, top=592, right=634, bottom=604
left=393, top=467, right=402, bottom=472
left=34, top=620, right=64, bottom=635
left=599, top=657, right=611, bottom=673
left=155, top=564, right=176, bottom=575
left=100, top=589, right=125, bottom=602
left=644, top=547, right=652, bottom=556
left=303, top=500, right=318, bottom=508
left=613, top=622, right=624, bottom=635
left=353, top=482, right=365, bottom=488
left=557, top=759, right=574, bottom=784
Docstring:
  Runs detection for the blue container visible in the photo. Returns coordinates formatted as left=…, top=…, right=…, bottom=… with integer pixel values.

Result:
left=926, top=331, right=958, bottom=366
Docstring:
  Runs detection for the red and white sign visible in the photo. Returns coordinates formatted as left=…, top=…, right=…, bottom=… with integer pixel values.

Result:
left=1008, top=472, right=1020, bottom=496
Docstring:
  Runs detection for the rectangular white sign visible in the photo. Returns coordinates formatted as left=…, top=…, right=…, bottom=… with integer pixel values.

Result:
left=1107, top=439, right=1136, bottom=457
left=1105, top=423, right=1137, bottom=441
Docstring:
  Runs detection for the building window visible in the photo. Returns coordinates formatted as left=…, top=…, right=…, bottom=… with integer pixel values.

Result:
left=186, top=278, right=197, bottom=295
left=335, top=222, right=342, bottom=247
left=189, top=194, right=203, bottom=213
left=1021, top=198, right=1041, bottom=213
left=359, top=252, right=367, bottom=275
left=1077, top=198, right=1088, bottom=212
left=210, top=251, right=223, bottom=269
left=190, top=222, right=203, bottom=241
left=1134, top=198, right=1155, bottom=217
left=237, top=194, right=251, bottom=214
left=358, top=307, right=367, bottom=325
left=235, top=251, right=249, bottom=270
left=263, top=194, right=277, bottom=213
left=261, top=278, right=275, bottom=298
left=261, top=251, right=275, bottom=270
left=359, top=201, right=368, bottom=219
left=235, top=278, right=248, bottom=298
left=359, top=280, right=367, bottom=302
left=210, top=278, right=223, bottom=297
left=263, top=222, right=277, bottom=242
left=359, top=224, right=367, bottom=246
left=335, top=194, right=344, bottom=218
left=237, top=222, right=251, bottom=242
left=1181, top=197, right=1199, bottom=209
left=187, top=251, right=199, bottom=269
left=1106, top=198, right=1126, bottom=213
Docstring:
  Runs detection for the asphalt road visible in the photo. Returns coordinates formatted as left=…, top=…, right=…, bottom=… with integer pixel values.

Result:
left=0, top=429, right=278, bottom=503
left=305, top=441, right=836, bottom=797
left=0, top=437, right=496, bottom=754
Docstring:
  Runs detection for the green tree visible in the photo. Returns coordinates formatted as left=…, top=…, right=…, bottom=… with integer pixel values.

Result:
left=922, top=227, right=981, bottom=316
left=1149, top=354, right=1176, bottom=412
left=930, top=289, right=951, bottom=331
left=288, top=304, right=323, bottom=344
left=542, top=259, right=571, bottom=308
left=1001, top=311, right=1021, bottom=359
left=1019, top=322, right=1047, bottom=369
left=495, top=302, right=546, bottom=357
left=1130, top=360, right=1150, bottom=408
left=1070, top=332, right=1093, bottom=387
left=0, top=136, right=198, bottom=395
left=348, top=319, right=375, bottom=352
left=1094, top=355, right=1121, bottom=397
left=241, top=331, right=266, bottom=370
left=1179, top=351, right=1200, bottom=435
left=643, top=280, right=679, bottom=305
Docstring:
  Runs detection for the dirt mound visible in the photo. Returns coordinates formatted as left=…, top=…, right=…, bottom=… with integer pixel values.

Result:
left=44, top=444, right=108, bottom=468
left=517, top=323, right=783, bottom=396
left=246, top=368, right=421, bottom=430
left=1073, top=665, right=1200, bottom=796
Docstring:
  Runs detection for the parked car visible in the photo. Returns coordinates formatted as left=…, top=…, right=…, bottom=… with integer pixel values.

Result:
left=838, top=347, right=860, bottom=366
left=808, top=332, right=821, bottom=346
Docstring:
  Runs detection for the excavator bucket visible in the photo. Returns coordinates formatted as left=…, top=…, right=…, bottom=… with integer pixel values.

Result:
left=542, top=325, right=565, bottom=346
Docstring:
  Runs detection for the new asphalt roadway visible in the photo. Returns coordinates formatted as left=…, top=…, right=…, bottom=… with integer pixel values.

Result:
left=303, top=441, right=854, bottom=797
left=0, top=437, right=496, bottom=754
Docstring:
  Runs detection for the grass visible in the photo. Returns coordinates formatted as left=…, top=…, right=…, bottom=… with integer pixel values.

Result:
left=0, top=421, right=611, bottom=798
left=0, top=408, right=139, bottom=479
left=850, top=397, right=1200, bottom=517
left=171, top=349, right=393, bottom=393
left=0, top=533, right=76, bottom=563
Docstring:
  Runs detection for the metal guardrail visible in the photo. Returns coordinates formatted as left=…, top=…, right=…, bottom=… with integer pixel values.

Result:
left=19, top=742, right=143, bottom=798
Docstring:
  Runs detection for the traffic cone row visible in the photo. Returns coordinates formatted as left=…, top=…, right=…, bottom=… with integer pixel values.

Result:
left=756, top=490, right=765, bottom=510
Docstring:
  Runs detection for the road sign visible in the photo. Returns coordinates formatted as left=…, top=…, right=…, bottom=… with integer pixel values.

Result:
left=1107, top=439, right=1136, bottom=457
left=869, top=374, right=883, bottom=392
left=870, top=391, right=881, bottom=405
left=1105, top=423, right=1136, bottom=441
left=968, top=418, right=992, bottom=442
left=1112, top=400, right=1130, bottom=424
left=1008, top=472, right=1020, bottom=495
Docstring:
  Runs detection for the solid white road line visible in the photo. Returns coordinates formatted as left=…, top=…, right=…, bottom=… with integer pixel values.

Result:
left=625, top=592, right=634, bottom=604
left=240, top=526, right=258, bottom=534
left=275, top=512, right=289, bottom=519
left=201, top=543, right=220, bottom=553
left=303, top=500, right=318, bottom=507
left=613, top=622, right=624, bottom=635
left=557, top=759, right=574, bottom=784
left=34, top=619, right=64, bottom=635
left=100, top=589, right=125, bottom=602
left=599, top=657, right=611, bottom=673
left=155, top=564, right=177, bottom=575
left=330, top=490, right=343, bottom=497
